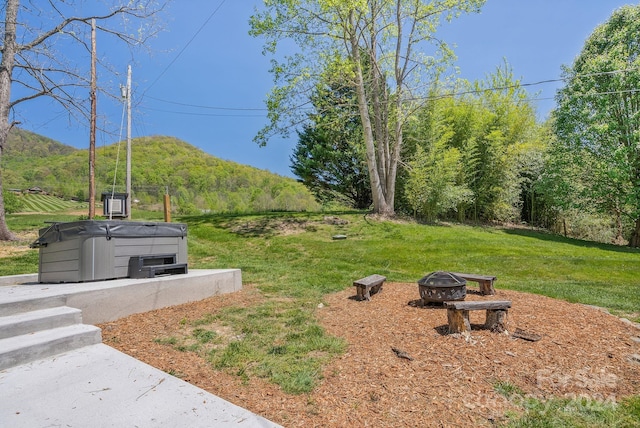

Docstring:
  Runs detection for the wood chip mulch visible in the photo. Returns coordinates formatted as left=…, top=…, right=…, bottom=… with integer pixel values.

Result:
left=99, top=282, right=640, bottom=427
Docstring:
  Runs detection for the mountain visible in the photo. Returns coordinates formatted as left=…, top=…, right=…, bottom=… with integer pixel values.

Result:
left=6, top=128, right=78, bottom=159
left=2, top=130, right=318, bottom=214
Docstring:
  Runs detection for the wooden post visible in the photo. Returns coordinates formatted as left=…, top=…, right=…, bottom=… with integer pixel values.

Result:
left=125, top=65, right=132, bottom=219
left=163, top=192, right=171, bottom=222
left=479, top=280, right=496, bottom=295
left=447, top=308, right=470, bottom=334
left=484, top=310, right=508, bottom=333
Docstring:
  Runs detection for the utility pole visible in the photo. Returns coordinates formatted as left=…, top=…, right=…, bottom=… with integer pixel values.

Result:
left=89, top=19, right=96, bottom=219
left=125, top=65, right=132, bottom=219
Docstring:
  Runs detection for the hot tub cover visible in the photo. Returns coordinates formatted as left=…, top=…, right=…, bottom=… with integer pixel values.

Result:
left=31, top=220, right=187, bottom=248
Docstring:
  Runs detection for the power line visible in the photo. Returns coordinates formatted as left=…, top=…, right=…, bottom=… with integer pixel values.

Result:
left=408, top=67, right=640, bottom=103
left=145, top=95, right=267, bottom=111
left=141, top=67, right=640, bottom=116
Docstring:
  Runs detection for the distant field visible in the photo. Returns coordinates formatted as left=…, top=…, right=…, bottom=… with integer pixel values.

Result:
left=18, top=193, right=87, bottom=213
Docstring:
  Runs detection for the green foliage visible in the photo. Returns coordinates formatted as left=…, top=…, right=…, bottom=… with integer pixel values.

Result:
left=404, top=144, right=472, bottom=221
left=251, top=0, right=487, bottom=215
left=291, top=61, right=372, bottom=209
left=192, top=328, right=217, bottom=344
left=619, top=396, right=640, bottom=422
left=5, top=128, right=78, bottom=160
left=553, top=5, right=640, bottom=246
left=154, top=337, right=178, bottom=346
left=550, top=208, right=629, bottom=244
left=3, top=134, right=319, bottom=215
left=0, top=251, right=38, bottom=275
left=2, top=191, right=24, bottom=214
left=403, top=62, right=545, bottom=223
left=6, top=213, right=89, bottom=234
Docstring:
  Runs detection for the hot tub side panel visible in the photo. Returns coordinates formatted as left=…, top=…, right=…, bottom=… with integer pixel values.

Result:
left=81, top=235, right=116, bottom=281
left=38, top=234, right=84, bottom=283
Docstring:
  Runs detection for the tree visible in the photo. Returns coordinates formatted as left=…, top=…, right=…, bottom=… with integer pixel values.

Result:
left=290, top=64, right=371, bottom=209
left=403, top=63, right=543, bottom=223
left=292, top=125, right=372, bottom=209
left=462, top=65, right=539, bottom=222
left=250, top=0, right=485, bottom=216
left=554, top=5, right=640, bottom=246
left=2, top=190, right=23, bottom=214
left=404, top=143, right=472, bottom=222
left=0, top=0, right=167, bottom=240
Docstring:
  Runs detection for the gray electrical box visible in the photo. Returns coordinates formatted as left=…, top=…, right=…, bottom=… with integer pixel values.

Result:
left=101, top=192, right=128, bottom=218
left=31, top=220, right=187, bottom=283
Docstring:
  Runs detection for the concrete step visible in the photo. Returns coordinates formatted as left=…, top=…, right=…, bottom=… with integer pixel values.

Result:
left=0, top=295, right=67, bottom=317
left=0, top=324, right=102, bottom=371
left=0, top=273, right=38, bottom=287
left=0, top=306, right=83, bottom=340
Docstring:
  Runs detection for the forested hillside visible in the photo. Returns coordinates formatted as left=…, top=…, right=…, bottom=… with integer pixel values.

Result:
left=5, top=128, right=78, bottom=159
left=3, top=130, right=318, bottom=214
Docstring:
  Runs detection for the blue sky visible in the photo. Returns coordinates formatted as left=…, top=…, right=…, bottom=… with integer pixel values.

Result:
left=17, top=1, right=636, bottom=177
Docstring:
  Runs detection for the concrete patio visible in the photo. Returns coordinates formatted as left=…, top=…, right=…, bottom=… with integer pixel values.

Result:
left=0, top=270, right=282, bottom=427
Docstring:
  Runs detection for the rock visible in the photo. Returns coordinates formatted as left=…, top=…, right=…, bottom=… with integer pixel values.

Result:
left=392, top=347, right=414, bottom=361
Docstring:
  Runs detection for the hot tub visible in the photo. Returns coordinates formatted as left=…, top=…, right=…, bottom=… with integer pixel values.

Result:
left=31, top=220, right=187, bottom=283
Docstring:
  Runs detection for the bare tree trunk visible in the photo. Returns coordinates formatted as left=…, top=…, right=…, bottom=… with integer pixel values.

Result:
left=629, top=218, right=640, bottom=247
left=613, top=206, right=624, bottom=245
left=349, top=10, right=393, bottom=215
left=0, top=0, right=20, bottom=241
left=0, top=125, right=17, bottom=241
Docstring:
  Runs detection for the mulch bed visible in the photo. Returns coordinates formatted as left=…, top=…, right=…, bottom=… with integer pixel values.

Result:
left=99, top=282, right=640, bottom=427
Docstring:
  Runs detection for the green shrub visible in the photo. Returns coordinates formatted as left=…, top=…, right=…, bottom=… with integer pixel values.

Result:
left=3, top=191, right=24, bottom=214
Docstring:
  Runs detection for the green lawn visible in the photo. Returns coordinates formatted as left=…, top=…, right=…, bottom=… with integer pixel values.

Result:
left=4, top=211, right=639, bottom=425
left=183, top=212, right=639, bottom=318
left=18, top=193, right=87, bottom=213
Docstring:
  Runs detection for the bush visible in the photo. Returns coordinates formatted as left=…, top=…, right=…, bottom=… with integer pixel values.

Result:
left=3, top=191, right=24, bottom=214
left=556, top=209, right=622, bottom=244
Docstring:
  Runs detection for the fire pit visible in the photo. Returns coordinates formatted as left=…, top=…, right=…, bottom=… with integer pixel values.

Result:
left=418, top=271, right=467, bottom=304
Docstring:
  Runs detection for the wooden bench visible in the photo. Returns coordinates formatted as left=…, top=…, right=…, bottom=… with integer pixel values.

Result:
left=443, top=300, right=511, bottom=334
left=450, top=272, right=497, bottom=295
left=353, top=274, right=386, bottom=301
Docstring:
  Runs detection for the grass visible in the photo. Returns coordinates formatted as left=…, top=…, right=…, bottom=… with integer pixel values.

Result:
left=17, top=194, right=87, bottom=213
left=494, top=380, right=640, bottom=427
left=157, top=299, right=347, bottom=394
left=183, top=212, right=640, bottom=318
left=3, top=210, right=639, bottom=415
